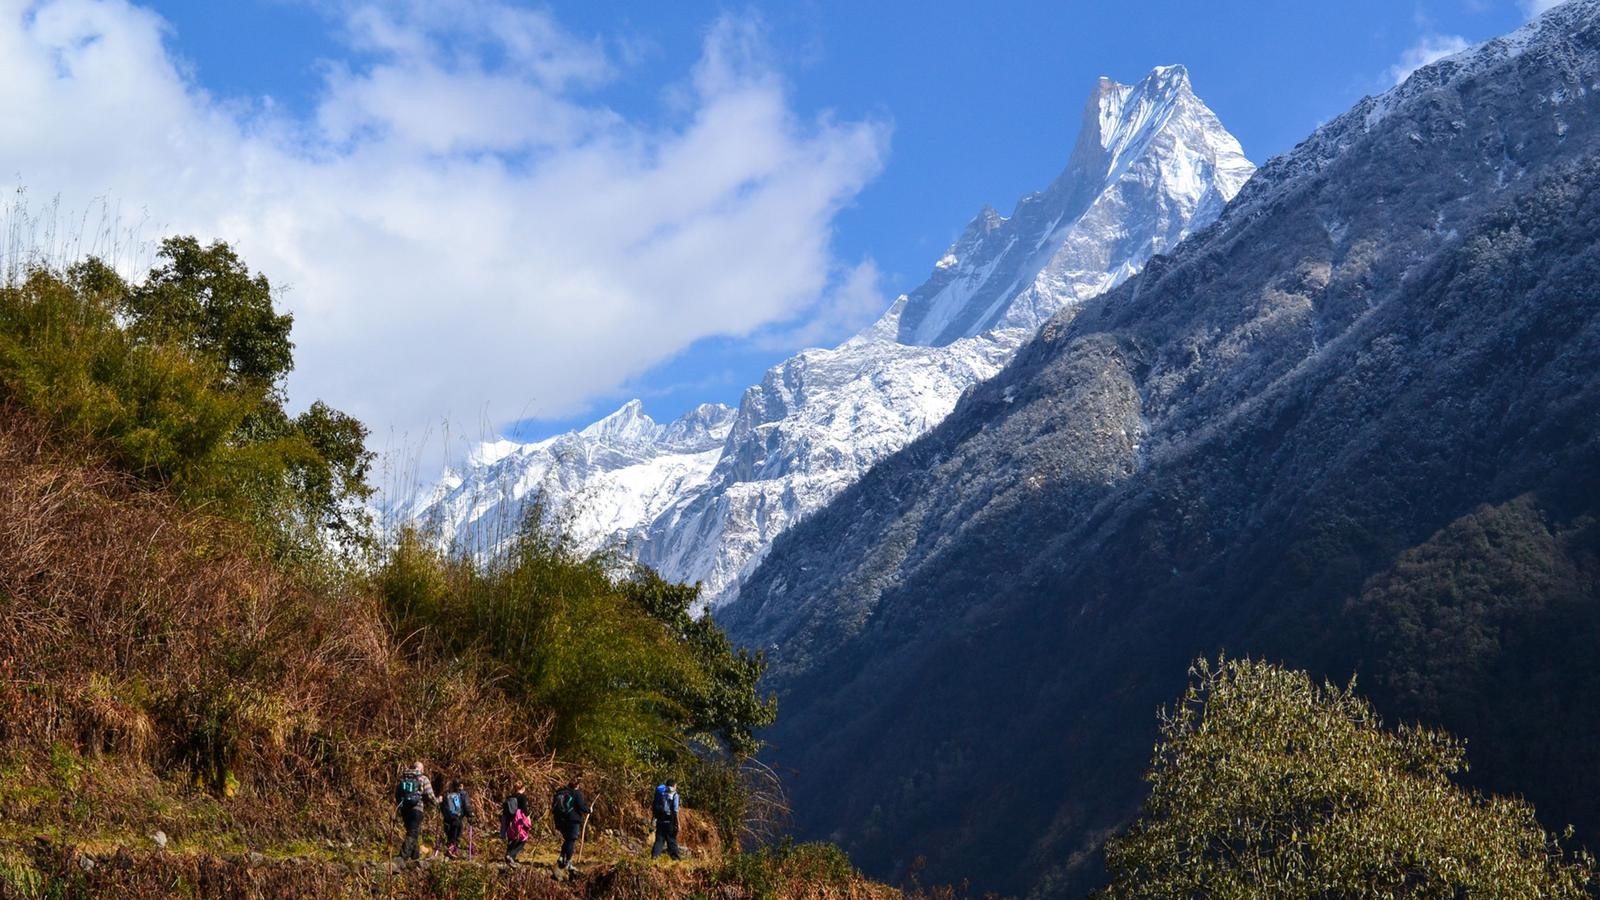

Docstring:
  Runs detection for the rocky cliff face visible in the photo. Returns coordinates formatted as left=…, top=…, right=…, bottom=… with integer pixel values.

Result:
left=723, top=4, right=1600, bottom=895
left=405, top=66, right=1253, bottom=605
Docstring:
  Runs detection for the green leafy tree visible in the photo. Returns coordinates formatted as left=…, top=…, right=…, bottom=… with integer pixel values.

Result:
left=1100, top=655, right=1595, bottom=898
left=229, top=399, right=375, bottom=551
left=620, top=569, right=781, bottom=850
left=288, top=400, right=375, bottom=540
left=0, top=261, right=250, bottom=485
left=0, top=239, right=374, bottom=552
left=623, top=568, right=777, bottom=758
left=123, top=236, right=294, bottom=392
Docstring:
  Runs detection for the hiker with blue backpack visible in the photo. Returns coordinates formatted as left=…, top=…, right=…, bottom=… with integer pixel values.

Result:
left=440, top=780, right=475, bottom=859
left=395, top=761, right=439, bottom=861
left=651, top=779, right=683, bottom=860
left=551, top=779, right=593, bottom=872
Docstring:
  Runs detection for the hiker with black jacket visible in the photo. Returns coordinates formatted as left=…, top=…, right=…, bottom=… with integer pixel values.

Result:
left=439, top=780, right=474, bottom=859
left=394, top=761, right=439, bottom=861
left=500, top=783, right=533, bottom=865
left=551, top=779, right=593, bottom=871
left=651, top=779, right=683, bottom=860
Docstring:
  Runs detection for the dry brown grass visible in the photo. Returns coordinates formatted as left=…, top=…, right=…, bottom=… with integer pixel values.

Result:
left=0, top=400, right=566, bottom=848
left=0, top=403, right=903, bottom=896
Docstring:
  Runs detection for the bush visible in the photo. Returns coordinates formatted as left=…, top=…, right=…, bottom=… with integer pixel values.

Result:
left=381, top=523, right=692, bottom=770
left=716, top=839, right=861, bottom=900
left=1100, top=656, right=1595, bottom=897
left=377, top=515, right=775, bottom=782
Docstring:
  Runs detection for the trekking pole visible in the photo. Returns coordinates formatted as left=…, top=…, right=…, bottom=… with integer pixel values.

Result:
left=575, top=794, right=597, bottom=864
left=467, top=822, right=474, bottom=861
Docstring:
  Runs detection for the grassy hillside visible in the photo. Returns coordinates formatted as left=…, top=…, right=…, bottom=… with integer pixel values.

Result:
left=0, top=392, right=565, bottom=837
left=0, top=245, right=897, bottom=898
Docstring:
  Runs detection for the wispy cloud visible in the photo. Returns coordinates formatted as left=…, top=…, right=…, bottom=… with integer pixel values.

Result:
left=749, top=258, right=888, bottom=352
left=1387, top=33, right=1471, bottom=84
left=0, top=1, right=890, bottom=445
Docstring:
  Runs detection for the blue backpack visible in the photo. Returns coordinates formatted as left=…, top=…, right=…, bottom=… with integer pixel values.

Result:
left=445, top=791, right=465, bottom=818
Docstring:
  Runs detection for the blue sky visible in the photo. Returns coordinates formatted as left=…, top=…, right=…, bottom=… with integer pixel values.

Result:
left=0, top=0, right=1551, bottom=454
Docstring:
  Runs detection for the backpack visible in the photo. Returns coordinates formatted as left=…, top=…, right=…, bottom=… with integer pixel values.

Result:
left=398, top=774, right=423, bottom=807
left=652, top=787, right=672, bottom=819
left=500, top=796, right=521, bottom=837
left=508, top=809, right=532, bottom=842
left=551, top=788, right=577, bottom=822
left=444, top=791, right=464, bottom=818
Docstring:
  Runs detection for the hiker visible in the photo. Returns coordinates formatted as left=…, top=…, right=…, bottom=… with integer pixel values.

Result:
left=440, top=779, right=475, bottom=859
left=551, top=778, right=593, bottom=871
left=500, top=782, right=533, bottom=865
left=395, top=761, right=439, bottom=861
left=651, top=779, right=683, bottom=860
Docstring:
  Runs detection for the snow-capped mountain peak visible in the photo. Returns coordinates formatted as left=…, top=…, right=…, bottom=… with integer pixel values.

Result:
left=1094, top=64, right=1193, bottom=160
left=578, top=399, right=660, bottom=445
left=889, top=65, right=1253, bottom=348
left=402, top=66, right=1255, bottom=609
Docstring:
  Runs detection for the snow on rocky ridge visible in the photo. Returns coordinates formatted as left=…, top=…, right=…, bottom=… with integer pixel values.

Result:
left=402, top=65, right=1255, bottom=609
left=400, top=400, right=736, bottom=558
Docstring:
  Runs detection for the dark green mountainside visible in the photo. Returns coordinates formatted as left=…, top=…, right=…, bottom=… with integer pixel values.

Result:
left=723, top=4, right=1600, bottom=896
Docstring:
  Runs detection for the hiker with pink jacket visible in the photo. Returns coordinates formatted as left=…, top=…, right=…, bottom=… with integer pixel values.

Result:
left=499, top=782, right=533, bottom=865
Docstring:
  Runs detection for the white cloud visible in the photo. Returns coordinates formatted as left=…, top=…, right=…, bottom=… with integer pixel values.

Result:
left=0, top=0, right=890, bottom=449
left=1387, top=33, right=1471, bottom=84
left=749, top=258, right=888, bottom=351
left=1520, top=0, right=1565, bottom=18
